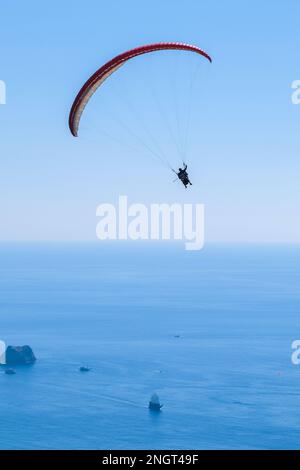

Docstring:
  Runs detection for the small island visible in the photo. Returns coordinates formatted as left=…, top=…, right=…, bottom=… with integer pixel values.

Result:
left=5, top=345, right=36, bottom=365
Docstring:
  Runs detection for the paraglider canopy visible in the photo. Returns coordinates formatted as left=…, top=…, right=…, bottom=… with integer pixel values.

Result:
left=69, top=42, right=212, bottom=138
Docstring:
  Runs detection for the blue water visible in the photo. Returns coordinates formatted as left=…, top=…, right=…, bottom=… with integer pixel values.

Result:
left=1, top=242, right=300, bottom=450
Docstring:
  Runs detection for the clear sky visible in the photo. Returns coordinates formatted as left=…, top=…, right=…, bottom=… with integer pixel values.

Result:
left=0, top=0, right=299, bottom=242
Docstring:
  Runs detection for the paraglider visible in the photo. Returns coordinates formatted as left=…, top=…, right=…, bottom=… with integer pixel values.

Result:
left=68, top=42, right=212, bottom=185
left=176, top=163, right=192, bottom=188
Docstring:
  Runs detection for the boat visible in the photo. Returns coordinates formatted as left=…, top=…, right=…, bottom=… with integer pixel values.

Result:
left=5, top=368, right=16, bottom=375
left=79, top=366, right=91, bottom=372
left=149, top=393, right=163, bottom=411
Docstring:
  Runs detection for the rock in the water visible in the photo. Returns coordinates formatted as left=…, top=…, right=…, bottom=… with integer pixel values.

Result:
left=6, top=345, right=36, bottom=365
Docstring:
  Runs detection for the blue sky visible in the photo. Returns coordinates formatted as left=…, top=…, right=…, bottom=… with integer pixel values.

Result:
left=0, top=0, right=299, bottom=242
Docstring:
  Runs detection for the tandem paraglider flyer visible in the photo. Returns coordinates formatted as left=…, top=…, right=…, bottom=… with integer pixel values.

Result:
left=1, top=0, right=300, bottom=465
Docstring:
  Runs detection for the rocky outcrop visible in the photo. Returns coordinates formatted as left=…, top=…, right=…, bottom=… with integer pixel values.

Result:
left=6, top=345, right=36, bottom=365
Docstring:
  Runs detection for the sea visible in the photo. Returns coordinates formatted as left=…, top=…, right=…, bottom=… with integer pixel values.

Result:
left=0, top=242, right=300, bottom=450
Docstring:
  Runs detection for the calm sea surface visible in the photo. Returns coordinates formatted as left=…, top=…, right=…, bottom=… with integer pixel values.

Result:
left=0, top=243, right=300, bottom=449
